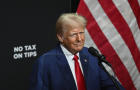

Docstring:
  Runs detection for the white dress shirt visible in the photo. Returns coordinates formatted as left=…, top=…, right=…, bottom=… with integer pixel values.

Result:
left=60, top=44, right=84, bottom=87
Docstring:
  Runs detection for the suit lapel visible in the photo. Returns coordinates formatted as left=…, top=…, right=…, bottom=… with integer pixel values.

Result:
left=79, top=50, right=89, bottom=85
left=55, top=45, right=77, bottom=90
left=54, top=45, right=89, bottom=89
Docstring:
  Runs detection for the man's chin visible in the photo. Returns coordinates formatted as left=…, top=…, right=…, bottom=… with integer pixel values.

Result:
left=75, top=47, right=83, bottom=52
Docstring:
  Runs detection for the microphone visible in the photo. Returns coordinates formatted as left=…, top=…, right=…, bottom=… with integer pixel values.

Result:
left=88, top=47, right=111, bottom=67
left=88, top=47, right=121, bottom=90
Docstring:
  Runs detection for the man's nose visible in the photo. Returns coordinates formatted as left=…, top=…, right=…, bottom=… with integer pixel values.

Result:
left=77, top=34, right=82, bottom=41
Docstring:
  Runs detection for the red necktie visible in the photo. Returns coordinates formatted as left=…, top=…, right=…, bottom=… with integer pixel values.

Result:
left=73, top=55, right=86, bottom=90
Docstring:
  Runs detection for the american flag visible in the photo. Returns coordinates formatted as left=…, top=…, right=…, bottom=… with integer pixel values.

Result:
left=77, top=0, right=140, bottom=90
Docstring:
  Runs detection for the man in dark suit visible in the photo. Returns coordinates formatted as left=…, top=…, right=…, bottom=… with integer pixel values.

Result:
left=29, top=13, right=125, bottom=90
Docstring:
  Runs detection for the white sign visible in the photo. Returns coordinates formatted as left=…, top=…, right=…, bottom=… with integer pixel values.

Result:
left=13, top=44, right=37, bottom=59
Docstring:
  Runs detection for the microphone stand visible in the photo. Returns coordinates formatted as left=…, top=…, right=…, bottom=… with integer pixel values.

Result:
left=97, top=55, right=120, bottom=90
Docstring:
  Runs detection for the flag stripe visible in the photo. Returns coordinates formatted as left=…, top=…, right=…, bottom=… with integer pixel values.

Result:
left=84, top=28, right=98, bottom=49
left=83, top=0, right=140, bottom=89
left=128, top=0, right=140, bottom=29
left=77, top=1, right=136, bottom=89
left=98, top=0, right=140, bottom=72
left=112, top=0, right=140, bottom=50
left=138, top=0, right=140, bottom=5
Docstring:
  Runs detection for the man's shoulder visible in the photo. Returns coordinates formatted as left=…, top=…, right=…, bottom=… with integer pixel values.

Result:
left=35, top=46, right=60, bottom=64
left=82, top=47, right=88, bottom=51
left=39, top=44, right=65, bottom=60
left=41, top=46, right=60, bottom=57
left=81, top=47, right=89, bottom=54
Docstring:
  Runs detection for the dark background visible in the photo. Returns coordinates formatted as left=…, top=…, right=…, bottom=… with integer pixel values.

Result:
left=0, top=0, right=79, bottom=90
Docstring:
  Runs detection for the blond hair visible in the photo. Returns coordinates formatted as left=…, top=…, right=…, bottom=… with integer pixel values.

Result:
left=56, top=13, right=87, bottom=35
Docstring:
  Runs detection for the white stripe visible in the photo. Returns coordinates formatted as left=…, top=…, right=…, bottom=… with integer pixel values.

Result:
left=84, top=0, right=140, bottom=89
left=84, top=29, right=99, bottom=49
left=84, top=29, right=119, bottom=78
left=112, top=0, right=140, bottom=50
left=138, top=0, right=140, bottom=6
left=84, top=28, right=103, bottom=54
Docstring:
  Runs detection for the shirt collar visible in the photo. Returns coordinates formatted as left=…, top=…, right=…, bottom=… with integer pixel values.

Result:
left=60, top=44, right=79, bottom=59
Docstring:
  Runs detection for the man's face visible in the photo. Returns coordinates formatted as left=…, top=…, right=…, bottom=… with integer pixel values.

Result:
left=58, top=26, right=85, bottom=54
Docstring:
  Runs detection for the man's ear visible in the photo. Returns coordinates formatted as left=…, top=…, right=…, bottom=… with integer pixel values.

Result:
left=57, top=34, right=64, bottom=43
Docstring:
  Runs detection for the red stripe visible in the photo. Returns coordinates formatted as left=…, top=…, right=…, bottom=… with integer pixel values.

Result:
left=98, top=0, right=140, bottom=73
left=77, top=0, right=136, bottom=89
left=128, top=0, right=140, bottom=29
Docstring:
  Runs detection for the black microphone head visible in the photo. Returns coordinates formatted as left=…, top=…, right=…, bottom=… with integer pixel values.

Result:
left=88, top=47, right=111, bottom=66
left=88, top=47, right=99, bottom=57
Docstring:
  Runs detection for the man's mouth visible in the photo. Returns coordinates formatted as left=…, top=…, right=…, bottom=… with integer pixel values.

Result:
left=74, top=43, right=83, bottom=46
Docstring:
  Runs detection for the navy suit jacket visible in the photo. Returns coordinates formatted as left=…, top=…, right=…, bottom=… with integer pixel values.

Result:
left=29, top=45, right=124, bottom=90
